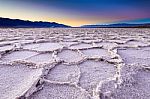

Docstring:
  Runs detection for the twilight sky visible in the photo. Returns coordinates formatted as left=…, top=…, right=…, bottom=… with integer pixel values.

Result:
left=0, top=0, right=150, bottom=26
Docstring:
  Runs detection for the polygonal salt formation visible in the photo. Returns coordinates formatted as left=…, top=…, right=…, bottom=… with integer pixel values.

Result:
left=78, top=60, right=116, bottom=94
left=23, top=42, right=63, bottom=52
left=30, top=42, right=63, bottom=52
left=57, top=49, right=84, bottom=64
left=0, top=28, right=150, bottom=99
left=79, top=39, right=101, bottom=43
left=46, top=64, right=80, bottom=83
left=0, top=64, right=43, bottom=99
left=23, top=43, right=40, bottom=50
left=25, top=53, right=55, bottom=66
left=1, top=51, right=38, bottom=63
left=95, top=42, right=118, bottom=49
left=29, top=82, right=91, bottom=99
left=81, top=48, right=111, bottom=60
left=118, top=47, right=150, bottom=66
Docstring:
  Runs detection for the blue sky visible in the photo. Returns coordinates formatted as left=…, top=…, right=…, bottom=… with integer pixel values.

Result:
left=0, top=0, right=150, bottom=26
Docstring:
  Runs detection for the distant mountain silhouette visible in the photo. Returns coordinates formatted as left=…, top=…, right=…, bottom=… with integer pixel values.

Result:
left=0, top=17, right=71, bottom=28
left=81, top=23, right=150, bottom=28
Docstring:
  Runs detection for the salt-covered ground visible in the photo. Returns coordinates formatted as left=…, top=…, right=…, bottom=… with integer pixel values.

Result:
left=0, top=28, right=150, bottom=99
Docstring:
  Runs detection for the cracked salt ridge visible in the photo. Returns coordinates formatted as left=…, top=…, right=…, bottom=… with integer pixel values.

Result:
left=118, top=47, right=150, bottom=66
left=59, top=41, right=79, bottom=48
left=106, top=39, right=127, bottom=44
left=95, top=49, right=124, bottom=99
left=0, top=64, right=43, bottom=99
left=69, top=43, right=94, bottom=50
left=78, top=60, right=117, bottom=96
left=0, top=45, right=14, bottom=52
left=46, top=63, right=80, bottom=84
left=29, top=81, right=91, bottom=99
left=0, top=40, right=20, bottom=46
left=57, top=49, right=84, bottom=64
left=23, top=42, right=63, bottom=52
left=78, top=39, right=102, bottom=43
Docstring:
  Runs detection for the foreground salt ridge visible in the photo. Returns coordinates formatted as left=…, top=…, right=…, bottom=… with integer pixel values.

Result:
left=0, top=28, right=150, bottom=99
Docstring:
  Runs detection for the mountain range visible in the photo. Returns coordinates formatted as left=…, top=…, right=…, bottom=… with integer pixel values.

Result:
left=81, top=23, right=150, bottom=28
left=0, top=17, right=70, bottom=28
left=0, top=17, right=150, bottom=28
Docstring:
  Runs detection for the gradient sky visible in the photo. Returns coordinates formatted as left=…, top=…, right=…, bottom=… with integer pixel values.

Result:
left=0, top=0, right=150, bottom=26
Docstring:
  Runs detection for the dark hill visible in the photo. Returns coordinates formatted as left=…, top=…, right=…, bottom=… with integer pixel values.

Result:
left=0, top=17, right=70, bottom=28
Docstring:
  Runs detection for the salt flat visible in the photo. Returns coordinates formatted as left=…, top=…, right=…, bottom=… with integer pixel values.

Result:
left=0, top=28, right=150, bottom=99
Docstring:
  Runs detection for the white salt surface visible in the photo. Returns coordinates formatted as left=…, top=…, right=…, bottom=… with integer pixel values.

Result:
left=0, top=28, right=150, bottom=99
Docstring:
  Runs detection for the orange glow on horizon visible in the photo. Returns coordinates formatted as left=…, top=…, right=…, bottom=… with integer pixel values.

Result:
left=46, top=17, right=115, bottom=27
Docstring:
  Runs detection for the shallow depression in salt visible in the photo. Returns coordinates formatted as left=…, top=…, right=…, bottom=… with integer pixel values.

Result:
left=118, top=47, right=150, bottom=66
left=0, top=64, right=43, bottom=99
left=57, top=49, right=84, bottom=64
left=26, top=53, right=55, bottom=65
left=29, top=82, right=90, bottom=99
left=47, top=63, right=80, bottom=83
left=81, top=48, right=111, bottom=60
left=69, top=43, right=93, bottom=50
left=0, top=45, right=14, bottom=52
